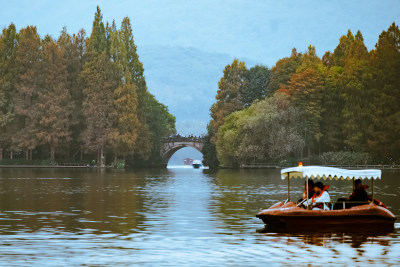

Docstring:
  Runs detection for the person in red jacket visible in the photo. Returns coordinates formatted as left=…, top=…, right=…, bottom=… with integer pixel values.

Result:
left=297, top=179, right=315, bottom=207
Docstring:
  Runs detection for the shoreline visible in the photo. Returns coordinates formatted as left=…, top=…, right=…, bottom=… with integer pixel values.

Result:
left=0, top=165, right=90, bottom=168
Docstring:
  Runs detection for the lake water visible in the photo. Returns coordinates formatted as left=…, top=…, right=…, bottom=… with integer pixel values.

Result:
left=0, top=167, right=399, bottom=266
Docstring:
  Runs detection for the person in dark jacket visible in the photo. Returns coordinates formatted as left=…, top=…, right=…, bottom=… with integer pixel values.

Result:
left=333, top=179, right=369, bottom=209
left=348, top=179, right=369, bottom=204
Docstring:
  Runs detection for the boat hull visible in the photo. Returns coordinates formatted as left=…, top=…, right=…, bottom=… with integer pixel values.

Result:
left=256, top=202, right=396, bottom=232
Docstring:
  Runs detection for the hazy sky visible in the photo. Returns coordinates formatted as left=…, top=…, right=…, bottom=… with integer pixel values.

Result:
left=1, top=0, right=399, bottom=66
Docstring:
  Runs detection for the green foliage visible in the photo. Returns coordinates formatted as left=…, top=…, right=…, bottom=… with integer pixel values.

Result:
left=216, top=93, right=305, bottom=167
left=210, top=59, right=248, bottom=132
left=115, top=159, right=125, bottom=169
left=202, top=124, right=219, bottom=169
left=209, top=22, right=400, bottom=168
left=241, top=65, right=271, bottom=107
left=319, top=151, right=370, bottom=165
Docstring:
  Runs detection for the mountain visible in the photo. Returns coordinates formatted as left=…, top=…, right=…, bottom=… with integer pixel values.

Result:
left=139, top=45, right=258, bottom=136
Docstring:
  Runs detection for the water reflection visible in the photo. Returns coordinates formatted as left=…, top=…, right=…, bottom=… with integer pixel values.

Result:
left=257, top=228, right=396, bottom=248
left=0, top=167, right=399, bottom=265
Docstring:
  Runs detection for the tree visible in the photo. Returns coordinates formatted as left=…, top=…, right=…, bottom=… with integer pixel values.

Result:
left=284, top=68, right=324, bottom=155
left=57, top=27, right=86, bottom=159
left=332, top=30, right=368, bottom=67
left=120, top=17, right=147, bottom=112
left=36, top=38, right=72, bottom=160
left=141, top=93, right=176, bottom=166
left=369, top=23, right=400, bottom=159
left=109, top=82, right=140, bottom=164
left=0, top=23, right=18, bottom=160
left=13, top=26, right=41, bottom=160
left=216, top=93, right=304, bottom=167
left=241, top=65, right=271, bottom=107
left=81, top=52, right=116, bottom=167
left=238, top=93, right=304, bottom=162
left=267, top=48, right=302, bottom=94
left=202, top=124, right=219, bottom=169
left=86, top=6, right=107, bottom=57
left=210, top=59, right=248, bottom=134
left=216, top=110, right=247, bottom=167
left=320, top=66, right=345, bottom=151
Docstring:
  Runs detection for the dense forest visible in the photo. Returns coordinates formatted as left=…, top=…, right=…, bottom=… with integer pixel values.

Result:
left=203, top=23, right=400, bottom=168
left=0, top=6, right=176, bottom=167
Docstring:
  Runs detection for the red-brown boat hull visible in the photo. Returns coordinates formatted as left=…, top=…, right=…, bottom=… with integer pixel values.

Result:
left=256, top=202, right=397, bottom=232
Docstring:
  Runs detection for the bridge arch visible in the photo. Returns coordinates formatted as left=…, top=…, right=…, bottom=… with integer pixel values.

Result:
left=161, top=136, right=204, bottom=166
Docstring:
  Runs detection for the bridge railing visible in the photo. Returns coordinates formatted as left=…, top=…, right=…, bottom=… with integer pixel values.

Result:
left=163, top=135, right=205, bottom=143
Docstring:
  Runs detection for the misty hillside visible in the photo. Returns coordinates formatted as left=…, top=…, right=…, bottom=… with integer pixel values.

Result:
left=139, top=45, right=257, bottom=135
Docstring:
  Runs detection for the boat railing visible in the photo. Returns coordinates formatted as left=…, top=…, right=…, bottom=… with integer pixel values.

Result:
left=308, top=201, right=371, bottom=210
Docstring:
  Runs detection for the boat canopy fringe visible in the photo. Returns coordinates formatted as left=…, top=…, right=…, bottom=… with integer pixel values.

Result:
left=281, top=166, right=381, bottom=180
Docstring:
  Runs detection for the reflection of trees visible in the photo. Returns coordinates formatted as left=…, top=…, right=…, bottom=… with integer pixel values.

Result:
left=298, top=232, right=389, bottom=248
left=0, top=169, right=171, bottom=235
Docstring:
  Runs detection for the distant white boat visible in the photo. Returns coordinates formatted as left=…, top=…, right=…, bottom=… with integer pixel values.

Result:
left=192, top=160, right=202, bottom=169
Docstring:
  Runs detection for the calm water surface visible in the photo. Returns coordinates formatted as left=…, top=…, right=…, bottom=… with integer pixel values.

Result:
left=0, top=167, right=399, bottom=266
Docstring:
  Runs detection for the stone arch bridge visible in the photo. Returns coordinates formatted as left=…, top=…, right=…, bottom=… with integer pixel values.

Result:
left=161, top=135, right=205, bottom=166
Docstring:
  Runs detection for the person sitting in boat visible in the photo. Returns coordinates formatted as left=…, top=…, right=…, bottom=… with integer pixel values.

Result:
left=348, top=179, right=369, bottom=205
left=297, top=179, right=315, bottom=206
left=333, top=179, right=369, bottom=209
left=304, top=181, right=330, bottom=210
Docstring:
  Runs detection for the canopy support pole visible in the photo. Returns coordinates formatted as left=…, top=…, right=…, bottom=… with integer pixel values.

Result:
left=287, top=173, right=290, bottom=202
left=372, top=178, right=374, bottom=204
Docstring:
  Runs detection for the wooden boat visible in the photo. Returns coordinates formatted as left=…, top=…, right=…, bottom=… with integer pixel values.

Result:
left=256, top=166, right=397, bottom=232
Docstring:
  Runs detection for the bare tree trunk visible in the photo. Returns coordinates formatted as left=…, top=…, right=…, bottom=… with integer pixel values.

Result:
left=50, top=144, right=55, bottom=161
left=66, top=144, right=70, bottom=160
left=0, top=149, right=3, bottom=161
left=100, top=146, right=104, bottom=167
left=25, top=150, right=29, bottom=160
left=114, top=154, right=117, bottom=167
left=29, top=149, right=32, bottom=160
left=10, top=148, right=13, bottom=159
left=97, top=150, right=100, bottom=167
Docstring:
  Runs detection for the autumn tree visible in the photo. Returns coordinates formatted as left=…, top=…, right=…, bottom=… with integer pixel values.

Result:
left=36, top=38, right=72, bottom=160
left=13, top=26, right=41, bottom=160
left=109, top=82, right=139, bottom=164
left=283, top=68, right=324, bottom=156
left=0, top=23, right=18, bottom=160
left=81, top=52, right=116, bottom=167
left=57, top=27, right=86, bottom=159
left=267, top=48, right=302, bottom=94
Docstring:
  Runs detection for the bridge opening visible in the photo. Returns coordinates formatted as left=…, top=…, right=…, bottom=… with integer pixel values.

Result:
left=167, top=147, right=203, bottom=167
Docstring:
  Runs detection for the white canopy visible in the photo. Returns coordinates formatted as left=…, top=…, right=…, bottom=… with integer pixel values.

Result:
left=281, top=166, right=381, bottom=180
